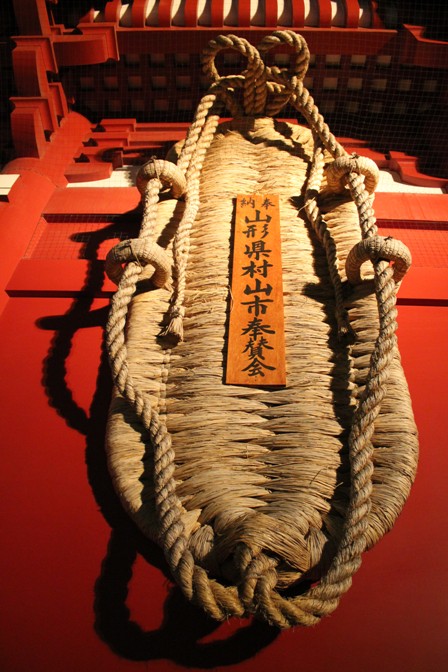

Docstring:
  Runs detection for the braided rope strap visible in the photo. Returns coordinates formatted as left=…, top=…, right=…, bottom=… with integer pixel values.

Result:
left=303, top=138, right=355, bottom=341
left=259, top=32, right=355, bottom=341
left=105, top=159, right=186, bottom=287
left=346, top=236, right=412, bottom=284
left=162, top=32, right=281, bottom=339
left=105, top=31, right=413, bottom=628
left=105, top=64, right=246, bottom=619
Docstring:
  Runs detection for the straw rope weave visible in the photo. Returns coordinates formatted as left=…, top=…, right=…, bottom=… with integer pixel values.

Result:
left=105, top=32, right=418, bottom=628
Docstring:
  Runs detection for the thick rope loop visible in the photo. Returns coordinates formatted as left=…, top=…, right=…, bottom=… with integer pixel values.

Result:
left=258, top=30, right=310, bottom=86
left=257, top=31, right=310, bottom=117
left=238, top=550, right=280, bottom=613
left=258, top=30, right=310, bottom=117
left=201, top=31, right=310, bottom=118
left=346, top=235, right=412, bottom=285
left=207, top=77, right=245, bottom=118
left=209, top=74, right=246, bottom=91
left=201, top=34, right=267, bottom=115
left=136, top=159, right=187, bottom=199
left=326, top=154, right=380, bottom=195
left=105, top=238, right=171, bottom=287
left=304, top=137, right=355, bottom=341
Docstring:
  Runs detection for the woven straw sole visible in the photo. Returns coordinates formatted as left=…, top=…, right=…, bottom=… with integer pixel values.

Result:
left=107, top=118, right=418, bottom=594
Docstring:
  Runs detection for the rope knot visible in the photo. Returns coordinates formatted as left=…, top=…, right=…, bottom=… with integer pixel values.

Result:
left=158, top=303, right=187, bottom=341
left=326, top=155, right=380, bottom=195
left=170, top=306, right=185, bottom=319
left=136, top=159, right=187, bottom=199
left=201, top=34, right=267, bottom=116
left=257, top=31, right=310, bottom=116
left=258, top=30, right=310, bottom=87
left=105, top=238, right=171, bottom=287
left=232, top=545, right=280, bottom=615
left=346, top=235, right=412, bottom=284
left=201, top=31, right=311, bottom=117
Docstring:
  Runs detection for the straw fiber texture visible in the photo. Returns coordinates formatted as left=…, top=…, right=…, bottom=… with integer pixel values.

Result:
left=106, top=118, right=418, bottom=622
left=105, top=31, right=418, bottom=627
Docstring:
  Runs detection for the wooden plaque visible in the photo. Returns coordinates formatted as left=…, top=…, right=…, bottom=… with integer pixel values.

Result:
left=226, top=194, right=286, bottom=386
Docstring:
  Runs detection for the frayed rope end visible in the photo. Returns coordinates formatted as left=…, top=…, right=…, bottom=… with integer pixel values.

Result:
left=158, top=306, right=185, bottom=342
left=336, top=288, right=357, bottom=344
left=337, top=317, right=356, bottom=345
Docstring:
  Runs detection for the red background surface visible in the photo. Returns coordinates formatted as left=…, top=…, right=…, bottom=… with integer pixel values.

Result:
left=2, top=2, right=448, bottom=666
left=0, top=223, right=447, bottom=672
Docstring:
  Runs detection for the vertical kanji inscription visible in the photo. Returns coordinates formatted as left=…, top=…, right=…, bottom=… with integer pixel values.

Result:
left=226, top=194, right=286, bottom=386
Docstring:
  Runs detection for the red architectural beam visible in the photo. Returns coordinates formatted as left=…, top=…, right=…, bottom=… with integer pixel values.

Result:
left=12, top=0, right=51, bottom=35
left=291, top=0, right=305, bottom=27
left=318, top=0, right=332, bottom=27
left=344, top=0, right=360, bottom=28
left=116, top=27, right=398, bottom=56
left=238, top=0, right=251, bottom=28
left=400, top=24, right=448, bottom=68
left=132, top=0, right=151, bottom=27
left=159, top=0, right=173, bottom=27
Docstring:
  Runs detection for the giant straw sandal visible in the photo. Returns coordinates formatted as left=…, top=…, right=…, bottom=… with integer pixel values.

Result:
left=105, top=31, right=418, bottom=628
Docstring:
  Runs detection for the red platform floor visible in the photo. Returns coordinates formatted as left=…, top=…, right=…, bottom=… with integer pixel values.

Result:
left=0, top=265, right=447, bottom=672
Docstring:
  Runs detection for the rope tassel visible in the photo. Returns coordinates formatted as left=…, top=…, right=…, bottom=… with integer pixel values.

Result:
left=159, top=306, right=186, bottom=341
